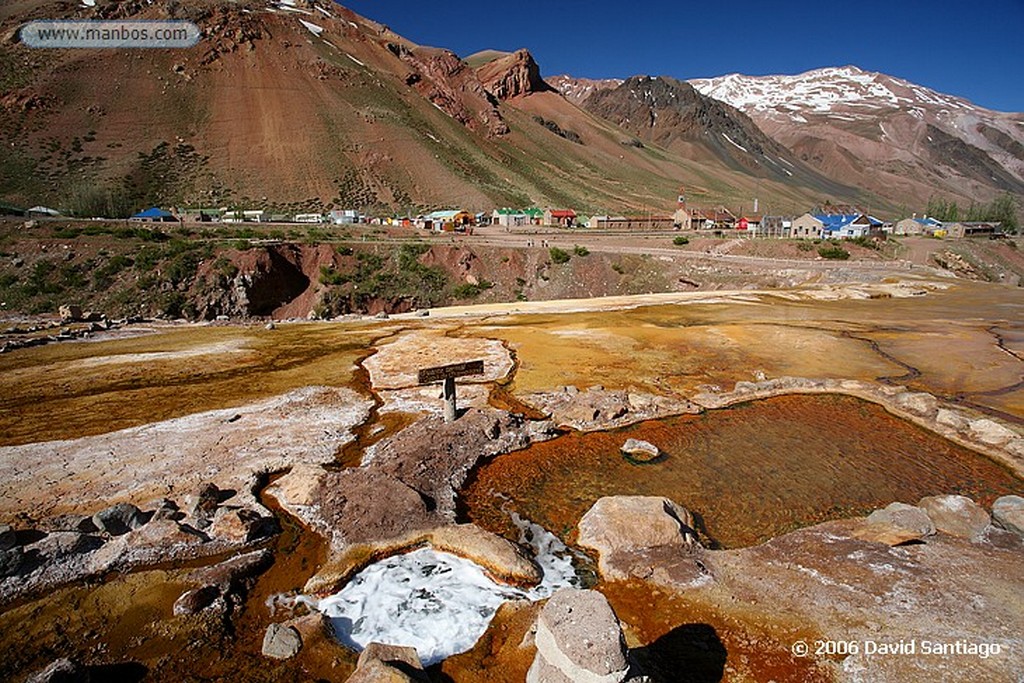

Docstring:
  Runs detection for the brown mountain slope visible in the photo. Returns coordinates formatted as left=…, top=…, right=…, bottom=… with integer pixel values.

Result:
left=577, top=75, right=856, bottom=199
left=0, top=0, right=868, bottom=217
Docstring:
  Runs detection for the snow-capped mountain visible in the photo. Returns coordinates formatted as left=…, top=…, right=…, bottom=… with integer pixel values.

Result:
left=689, top=66, right=1024, bottom=205
left=689, top=66, right=977, bottom=121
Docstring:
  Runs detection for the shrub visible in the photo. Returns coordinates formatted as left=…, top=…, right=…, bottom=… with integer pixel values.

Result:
left=672, top=235, right=689, bottom=246
left=549, top=246, right=570, bottom=264
left=573, top=244, right=589, bottom=257
left=818, top=244, right=850, bottom=260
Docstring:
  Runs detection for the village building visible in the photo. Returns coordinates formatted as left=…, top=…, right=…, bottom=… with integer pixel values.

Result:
left=589, top=215, right=675, bottom=230
left=690, top=207, right=736, bottom=230
left=544, top=209, right=577, bottom=228
left=791, top=213, right=824, bottom=238
left=221, top=209, right=267, bottom=223
left=737, top=214, right=763, bottom=232
left=943, top=221, right=1002, bottom=239
left=129, top=207, right=178, bottom=222
left=423, top=209, right=474, bottom=231
left=492, top=208, right=537, bottom=227
left=27, top=206, right=61, bottom=219
left=672, top=207, right=692, bottom=230
left=760, top=215, right=793, bottom=238
left=894, top=216, right=943, bottom=236
left=330, top=210, right=359, bottom=225
left=820, top=214, right=883, bottom=239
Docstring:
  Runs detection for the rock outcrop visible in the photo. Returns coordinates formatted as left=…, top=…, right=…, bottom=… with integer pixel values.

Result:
left=475, top=49, right=552, bottom=101
left=524, top=386, right=700, bottom=432
left=527, top=588, right=631, bottom=683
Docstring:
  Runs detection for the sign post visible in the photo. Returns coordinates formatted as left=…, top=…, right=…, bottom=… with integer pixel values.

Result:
left=417, top=360, right=485, bottom=423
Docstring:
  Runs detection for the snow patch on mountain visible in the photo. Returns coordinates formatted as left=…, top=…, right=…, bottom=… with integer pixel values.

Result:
left=689, top=65, right=975, bottom=117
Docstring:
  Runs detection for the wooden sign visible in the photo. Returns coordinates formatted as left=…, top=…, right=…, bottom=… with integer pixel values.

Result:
left=417, top=360, right=484, bottom=385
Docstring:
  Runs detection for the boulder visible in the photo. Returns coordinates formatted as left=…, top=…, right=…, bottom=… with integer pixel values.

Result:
left=26, top=658, right=90, bottom=683
left=578, top=496, right=696, bottom=557
left=92, top=502, right=147, bottom=536
left=151, top=498, right=182, bottom=521
left=350, top=642, right=427, bottom=681
left=620, top=439, right=661, bottom=463
left=854, top=502, right=936, bottom=546
left=918, top=495, right=990, bottom=540
left=262, top=623, right=302, bottom=660
left=968, top=419, right=1017, bottom=447
left=992, top=495, right=1024, bottom=537
left=357, top=643, right=424, bottom=671
left=527, top=588, right=630, bottom=683
left=577, top=496, right=703, bottom=585
left=58, top=305, right=83, bottom=323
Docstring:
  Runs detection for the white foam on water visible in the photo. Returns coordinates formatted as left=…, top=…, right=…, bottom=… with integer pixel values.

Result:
left=312, top=514, right=580, bottom=666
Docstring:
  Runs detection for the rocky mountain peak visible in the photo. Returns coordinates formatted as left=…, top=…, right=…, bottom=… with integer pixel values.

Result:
left=473, top=48, right=552, bottom=100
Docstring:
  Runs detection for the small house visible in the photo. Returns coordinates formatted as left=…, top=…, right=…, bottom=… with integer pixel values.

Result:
left=544, top=209, right=577, bottom=228
left=129, top=207, right=178, bottom=222
left=791, top=213, right=825, bottom=239
left=330, top=210, right=359, bottom=225
left=943, top=222, right=1001, bottom=239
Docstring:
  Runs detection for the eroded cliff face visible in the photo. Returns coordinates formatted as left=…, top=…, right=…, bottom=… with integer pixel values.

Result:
left=388, top=42, right=510, bottom=136
left=475, top=49, right=553, bottom=101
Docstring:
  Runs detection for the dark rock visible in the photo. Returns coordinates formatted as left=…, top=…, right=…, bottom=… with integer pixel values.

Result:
left=0, top=546, right=23, bottom=577
left=92, top=502, right=147, bottom=536
left=25, top=658, right=90, bottom=683
left=191, top=483, right=223, bottom=519
left=58, top=305, right=83, bottom=323
left=151, top=498, right=182, bottom=521
left=0, top=523, right=16, bottom=551
left=262, top=623, right=302, bottom=660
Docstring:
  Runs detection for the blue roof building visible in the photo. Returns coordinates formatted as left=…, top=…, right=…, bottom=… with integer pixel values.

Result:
left=129, top=207, right=178, bottom=222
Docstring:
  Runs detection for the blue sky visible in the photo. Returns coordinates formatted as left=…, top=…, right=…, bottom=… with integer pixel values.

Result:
left=339, top=0, right=1024, bottom=112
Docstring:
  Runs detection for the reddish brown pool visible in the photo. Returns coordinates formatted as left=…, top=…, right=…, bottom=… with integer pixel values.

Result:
left=462, top=394, right=1022, bottom=548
